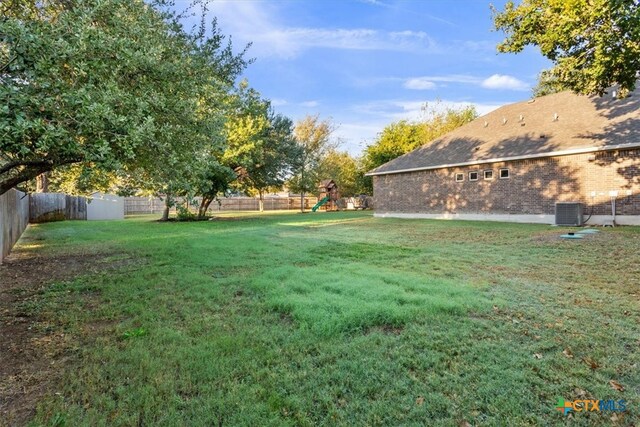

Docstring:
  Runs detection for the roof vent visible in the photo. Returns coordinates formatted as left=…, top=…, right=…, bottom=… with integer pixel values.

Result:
left=612, top=90, right=617, bottom=98
left=519, top=114, right=524, bottom=122
left=502, top=117, right=507, bottom=125
left=484, top=120, right=488, bottom=128
left=553, top=113, right=559, bottom=121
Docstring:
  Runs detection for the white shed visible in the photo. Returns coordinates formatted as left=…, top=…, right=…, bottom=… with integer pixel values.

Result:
left=87, top=192, right=125, bottom=220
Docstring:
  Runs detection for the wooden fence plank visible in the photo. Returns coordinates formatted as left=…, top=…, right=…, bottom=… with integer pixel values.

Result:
left=124, top=196, right=319, bottom=215
left=1, top=189, right=30, bottom=263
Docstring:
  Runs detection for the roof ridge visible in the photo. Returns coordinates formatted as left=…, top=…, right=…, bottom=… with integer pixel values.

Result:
left=368, top=87, right=640, bottom=176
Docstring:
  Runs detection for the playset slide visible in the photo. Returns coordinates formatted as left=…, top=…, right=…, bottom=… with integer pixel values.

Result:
left=312, top=196, right=330, bottom=212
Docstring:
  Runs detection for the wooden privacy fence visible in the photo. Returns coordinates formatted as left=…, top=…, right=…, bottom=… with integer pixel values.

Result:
left=212, top=197, right=318, bottom=212
left=124, top=196, right=319, bottom=214
left=1, top=191, right=123, bottom=263
left=30, top=193, right=87, bottom=222
left=124, top=197, right=167, bottom=215
left=1, top=189, right=29, bottom=264
left=29, top=192, right=123, bottom=223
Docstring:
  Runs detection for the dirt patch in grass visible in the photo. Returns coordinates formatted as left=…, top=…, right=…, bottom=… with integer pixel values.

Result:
left=364, top=324, right=404, bottom=335
left=0, top=249, right=126, bottom=426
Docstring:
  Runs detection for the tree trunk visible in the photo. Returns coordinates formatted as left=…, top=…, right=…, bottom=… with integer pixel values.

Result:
left=198, top=197, right=213, bottom=219
left=300, top=166, right=305, bottom=212
left=161, top=195, right=172, bottom=221
left=36, top=172, right=49, bottom=193
left=258, top=190, right=264, bottom=212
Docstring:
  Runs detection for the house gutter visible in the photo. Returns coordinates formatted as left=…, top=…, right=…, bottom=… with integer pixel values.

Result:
left=365, top=142, right=640, bottom=177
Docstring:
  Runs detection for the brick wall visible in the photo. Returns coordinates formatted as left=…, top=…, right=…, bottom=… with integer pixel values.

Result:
left=373, top=149, right=640, bottom=216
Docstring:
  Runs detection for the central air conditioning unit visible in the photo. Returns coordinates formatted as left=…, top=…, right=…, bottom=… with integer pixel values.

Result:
left=555, top=202, right=583, bottom=226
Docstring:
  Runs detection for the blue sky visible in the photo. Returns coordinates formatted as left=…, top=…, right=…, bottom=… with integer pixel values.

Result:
left=194, top=0, right=551, bottom=155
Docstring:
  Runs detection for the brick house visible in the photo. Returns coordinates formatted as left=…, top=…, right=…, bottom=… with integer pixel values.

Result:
left=366, top=89, right=640, bottom=225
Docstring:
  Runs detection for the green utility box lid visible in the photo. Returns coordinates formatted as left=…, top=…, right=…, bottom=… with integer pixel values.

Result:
left=560, top=233, right=584, bottom=239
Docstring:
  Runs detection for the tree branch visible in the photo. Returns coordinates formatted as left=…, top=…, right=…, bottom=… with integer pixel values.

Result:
left=0, top=157, right=82, bottom=195
left=0, top=159, right=56, bottom=175
left=0, top=165, right=53, bottom=195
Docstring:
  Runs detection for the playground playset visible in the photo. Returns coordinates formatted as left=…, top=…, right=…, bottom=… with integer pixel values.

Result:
left=312, top=180, right=340, bottom=212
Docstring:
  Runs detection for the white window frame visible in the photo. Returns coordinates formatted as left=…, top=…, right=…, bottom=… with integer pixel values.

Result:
left=484, top=170, right=494, bottom=180
left=468, top=171, right=479, bottom=181
left=499, top=168, right=510, bottom=179
left=455, top=173, right=464, bottom=182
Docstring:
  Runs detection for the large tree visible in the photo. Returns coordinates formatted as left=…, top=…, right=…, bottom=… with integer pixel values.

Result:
left=0, top=0, right=247, bottom=195
left=289, top=116, right=336, bottom=212
left=318, top=150, right=363, bottom=197
left=531, top=69, right=569, bottom=98
left=362, top=120, right=422, bottom=173
left=240, top=113, right=298, bottom=212
left=360, top=103, right=477, bottom=192
left=193, top=161, right=236, bottom=219
left=221, top=83, right=298, bottom=212
left=492, top=0, right=640, bottom=96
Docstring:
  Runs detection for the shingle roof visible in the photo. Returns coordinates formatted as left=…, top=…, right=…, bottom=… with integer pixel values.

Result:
left=318, top=179, right=336, bottom=189
left=367, top=88, right=640, bottom=176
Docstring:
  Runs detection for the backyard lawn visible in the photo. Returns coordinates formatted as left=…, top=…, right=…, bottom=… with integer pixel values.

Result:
left=1, top=211, right=638, bottom=426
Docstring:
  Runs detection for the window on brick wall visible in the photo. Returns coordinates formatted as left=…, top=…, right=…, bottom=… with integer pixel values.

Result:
left=484, top=170, right=493, bottom=180
left=455, top=173, right=464, bottom=182
left=499, top=168, right=510, bottom=179
left=469, top=171, right=479, bottom=181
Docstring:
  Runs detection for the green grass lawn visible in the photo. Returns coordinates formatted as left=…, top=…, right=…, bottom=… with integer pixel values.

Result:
left=9, top=212, right=640, bottom=426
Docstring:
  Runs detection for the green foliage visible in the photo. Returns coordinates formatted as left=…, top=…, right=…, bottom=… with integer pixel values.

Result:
left=175, top=203, right=197, bottom=221
left=0, top=0, right=68, bottom=21
left=363, top=120, right=422, bottom=171
left=45, top=164, right=119, bottom=196
left=223, top=81, right=299, bottom=211
left=192, top=161, right=236, bottom=218
left=318, top=149, right=361, bottom=196
left=288, top=115, right=337, bottom=207
left=532, top=69, right=569, bottom=97
left=493, top=0, right=640, bottom=96
left=360, top=103, right=477, bottom=192
left=0, top=0, right=248, bottom=195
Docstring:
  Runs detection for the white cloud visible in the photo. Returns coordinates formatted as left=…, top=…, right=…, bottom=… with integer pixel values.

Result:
left=389, top=30, right=429, bottom=40
left=403, top=74, right=530, bottom=92
left=260, top=27, right=439, bottom=58
left=282, top=98, right=507, bottom=156
left=356, top=0, right=389, bottom=6
left=403, top=74, right=481, bottom=90
left=355, top=0, right=455, bottom=26
left=333, top=122, right=384, bottom=154
left=403, top=78, right=437, bottom=90
left=300, top=100, right=319, bottom=108
left=331, top=98, right=505, bottom=154
left=355, top=74, right=482, bottom=89
left=423, top=75, right=482, bottom=84
left=271, top=98, right=288, bottom=106
left=210, top=1, right=439, bottom=59
left=353, top=98, right=504, bottom=123
left=481, top=74, right=529, bottom=91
